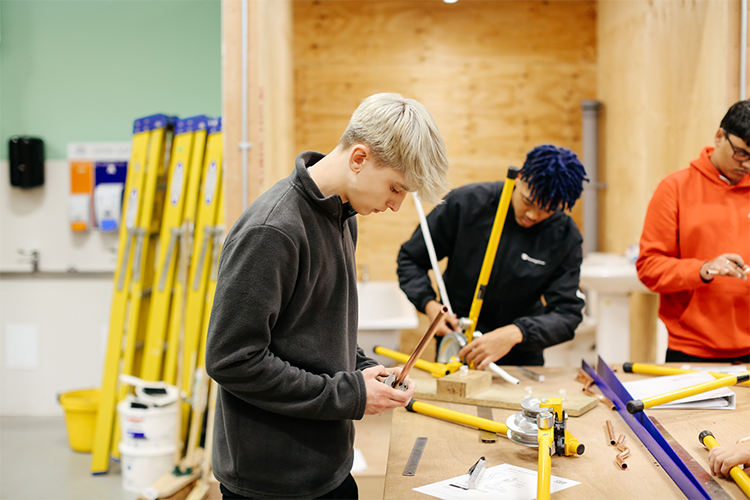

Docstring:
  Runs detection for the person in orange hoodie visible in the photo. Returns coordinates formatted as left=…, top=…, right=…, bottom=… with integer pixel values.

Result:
left=637, top=100, right=750, bottom=363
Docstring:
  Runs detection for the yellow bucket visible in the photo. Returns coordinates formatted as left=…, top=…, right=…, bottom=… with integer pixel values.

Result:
left=58, top=388, right=99, bottom=453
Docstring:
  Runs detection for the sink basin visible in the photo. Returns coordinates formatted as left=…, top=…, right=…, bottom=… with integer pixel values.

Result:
left=357, top=281, right=418, bottom=366
left=357, top=281, right=418, bottom=330
left=580, top=252, right=648, bottom=295
left=579, top=252, right=652, bottom=363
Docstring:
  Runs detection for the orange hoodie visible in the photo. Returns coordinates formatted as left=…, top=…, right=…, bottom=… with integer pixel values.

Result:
left=637, top=146, right=750, bottom=358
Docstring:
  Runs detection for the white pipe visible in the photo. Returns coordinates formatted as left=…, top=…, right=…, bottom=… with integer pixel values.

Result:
left=240, top=0, right=250, bottom=209
left=742, top=0, right=747, bottom=101
left=411, top=193, right=520, bottom=386
left=412, top=193, right=453, bottom=314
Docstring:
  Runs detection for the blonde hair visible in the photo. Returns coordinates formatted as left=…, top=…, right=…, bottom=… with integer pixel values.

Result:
left=339, top=93, right=449, bottom=204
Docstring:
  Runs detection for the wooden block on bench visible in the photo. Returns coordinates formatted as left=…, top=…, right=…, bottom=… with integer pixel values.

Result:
left=436, top=370, right=493, bottom=398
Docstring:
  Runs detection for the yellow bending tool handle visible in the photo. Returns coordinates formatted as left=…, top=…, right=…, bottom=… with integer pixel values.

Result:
left=537, top=418, right=553, bottom=500
left=464, top=167, right=519, bottom=343
left=406, top=400, right=509, bottom=435
left=700, top=431, right=750, bottom=498
left=373, top=346, right=461, bottom=378
left=624, top=362, right=750, bottom=387
left=627, top=372, right=750, bottom=413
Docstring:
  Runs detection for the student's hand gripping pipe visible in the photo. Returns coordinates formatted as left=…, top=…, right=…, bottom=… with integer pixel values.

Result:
left=537, top=411, right=554, bottom=500
left=623, top=362, right=750, bottom=387
left=411, top=188, right=520, bottom=386
left=626, top=372, right=750, bottom=413
left=699, top=430, right=750, bottom=498
left=385, top=307, right=448, bottom=390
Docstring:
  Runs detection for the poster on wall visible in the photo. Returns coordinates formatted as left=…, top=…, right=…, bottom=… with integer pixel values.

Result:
left=67, top=142, right=131, bottom=232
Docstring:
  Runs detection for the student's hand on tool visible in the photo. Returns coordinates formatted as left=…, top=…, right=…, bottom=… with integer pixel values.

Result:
left=457, top=325, right=523, bottom=370
left=425, top=300, right=459, bottom=337
left=362, top=365, right=416, bottom=415
left=708, top=437, right=750, bottom=478
left=700, top=253, right=749, bottom=281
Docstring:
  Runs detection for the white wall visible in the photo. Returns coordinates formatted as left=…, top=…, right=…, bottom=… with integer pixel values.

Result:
left=1, top=160, right=116, bottom=415
left=0, top=278, right=112, bottom=416
left=1, top=160, right=120, bottom=273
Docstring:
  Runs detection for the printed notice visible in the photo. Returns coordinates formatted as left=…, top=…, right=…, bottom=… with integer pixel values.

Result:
left=413, top=463, right=580, bottom=500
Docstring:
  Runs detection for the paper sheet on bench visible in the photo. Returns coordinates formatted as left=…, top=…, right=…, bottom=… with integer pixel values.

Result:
left=623, top=371, right=736, bottom=410
left=413, top=463, right=580, bottom=500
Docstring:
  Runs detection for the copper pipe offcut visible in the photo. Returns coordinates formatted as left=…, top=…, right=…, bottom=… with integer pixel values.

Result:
left=576, top=369, right=594, bottom=386
left=584, top=388, right=617, bottom=411
left=606, top=420, right=616, bottom=445
left=393, top=306, right=448, bottom=388
left=615, top=434, right=629, bottom=469
left=616, top=447, right=630, bottom=469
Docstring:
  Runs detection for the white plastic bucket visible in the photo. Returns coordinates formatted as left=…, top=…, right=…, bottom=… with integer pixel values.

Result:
left=119, top=441, right=175, bottom=493
left=118, top=397, right=177, bottom=449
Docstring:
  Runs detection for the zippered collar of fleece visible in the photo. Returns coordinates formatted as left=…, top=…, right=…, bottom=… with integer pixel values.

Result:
left=293, top=151, right=358, bottom=223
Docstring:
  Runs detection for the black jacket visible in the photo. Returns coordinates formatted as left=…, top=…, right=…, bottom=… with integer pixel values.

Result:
left=397, top=181, right=585, bottom=366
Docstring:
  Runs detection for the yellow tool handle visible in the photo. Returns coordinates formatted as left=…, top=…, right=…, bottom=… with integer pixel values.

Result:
left=627, top=372, right=750, bottom=413
left=624, top=362, right=750, bottom=387
left=464, top=167, right=519, bottom=343
left=406, top=400, right=509, bottom=435
left=537, top=427, right=553, bottom=500
left=700, top=431, right=750, bottom=498
left=373, top=346, right=458, bottom=378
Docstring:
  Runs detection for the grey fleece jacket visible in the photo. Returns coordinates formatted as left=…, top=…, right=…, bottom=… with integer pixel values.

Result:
left=205, top=152, right=378, bottom=499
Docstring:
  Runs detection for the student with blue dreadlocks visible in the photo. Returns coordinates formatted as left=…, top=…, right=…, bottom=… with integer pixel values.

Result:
left=397, top=145, right=588, bottom=367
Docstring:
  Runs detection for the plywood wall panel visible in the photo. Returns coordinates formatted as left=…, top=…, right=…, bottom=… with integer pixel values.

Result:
left=294, top=0, right=597, bottom=281
left=598, top=0, right=739, bottom=255
left=222, top=0, right=294, bottom=227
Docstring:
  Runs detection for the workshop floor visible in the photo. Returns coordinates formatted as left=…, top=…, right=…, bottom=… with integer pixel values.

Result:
left=0, top=415, right=389, bottom=500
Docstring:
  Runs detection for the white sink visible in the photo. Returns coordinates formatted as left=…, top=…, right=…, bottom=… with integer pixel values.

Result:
left=357, top=281, right=418, bottom=366
left=579, top=252, right=652, bottom=363
left=580, top=252, right=648, bottom=295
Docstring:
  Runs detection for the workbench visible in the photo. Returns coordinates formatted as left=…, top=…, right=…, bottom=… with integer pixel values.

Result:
left=384, top=365, right=750, bottom=499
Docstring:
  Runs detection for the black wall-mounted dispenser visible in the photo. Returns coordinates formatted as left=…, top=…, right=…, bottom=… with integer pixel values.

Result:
left=9, top=136, right=45, bottom=188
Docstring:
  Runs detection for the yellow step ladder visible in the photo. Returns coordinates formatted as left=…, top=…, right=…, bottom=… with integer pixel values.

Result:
left=161, top=118, right=210, bottom=387
left=140, top=116, right=209, bottom=382
left=91, top=115, right=174, bottom=474
left=179, top=118, right=224, bottom=439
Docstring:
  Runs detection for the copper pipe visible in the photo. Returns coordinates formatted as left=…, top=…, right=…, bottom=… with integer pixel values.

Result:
left=606, top=420, right=616, bottom=445
left=616, top=434, right=626, bottom=446
left=393, top=306, right=448, bottom=387
left=584, top=388, right=617, bottom=410
left=616, top=447, right=630, bottom=470
left=576, top=369, right=594, bottom=385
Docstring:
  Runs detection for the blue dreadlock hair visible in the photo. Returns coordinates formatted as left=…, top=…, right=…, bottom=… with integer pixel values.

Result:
left=519, top=145, right=589, bottom=212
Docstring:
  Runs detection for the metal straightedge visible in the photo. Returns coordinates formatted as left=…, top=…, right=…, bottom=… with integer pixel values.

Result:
left=582, top=356, right=712, bottom=499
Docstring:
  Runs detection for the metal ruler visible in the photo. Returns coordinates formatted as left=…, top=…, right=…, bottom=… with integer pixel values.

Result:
left=650, top=417, right=732, bottom=500
left=403, top=437, right=428, bottom=476
left=583, top=357, right=713, bottom=499
left=476, top=406, right=498, bottom=443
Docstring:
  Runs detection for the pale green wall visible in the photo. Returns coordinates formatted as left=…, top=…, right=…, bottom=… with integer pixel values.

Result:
left=0, top=0, right=221, bottom=160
